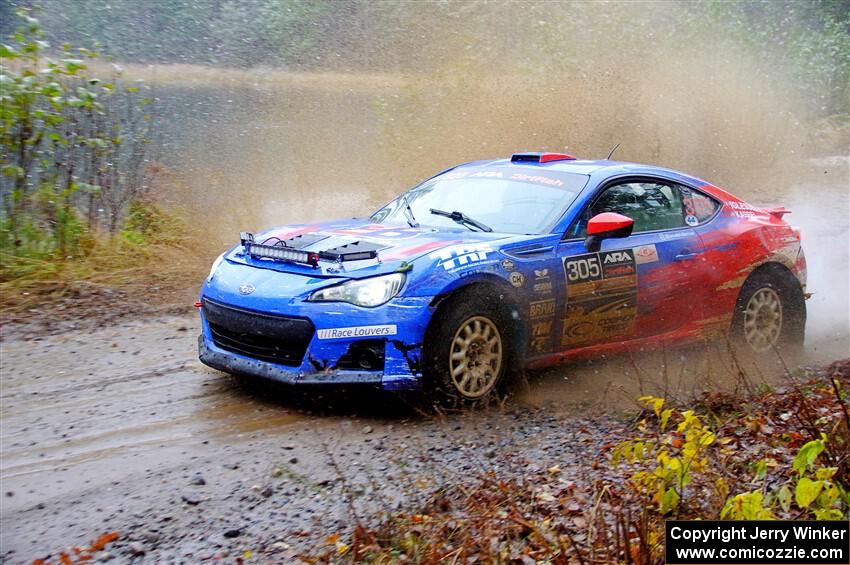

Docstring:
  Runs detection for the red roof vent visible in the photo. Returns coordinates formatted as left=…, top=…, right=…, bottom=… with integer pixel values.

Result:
left=511, top=152, right=577, bottom=163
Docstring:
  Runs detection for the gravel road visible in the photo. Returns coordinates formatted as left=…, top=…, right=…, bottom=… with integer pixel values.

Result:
left=0, top=315, right=626, bottom=562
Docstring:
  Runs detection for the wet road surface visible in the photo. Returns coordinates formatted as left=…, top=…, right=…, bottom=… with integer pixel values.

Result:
left=0, top=315, right=623, bottom=561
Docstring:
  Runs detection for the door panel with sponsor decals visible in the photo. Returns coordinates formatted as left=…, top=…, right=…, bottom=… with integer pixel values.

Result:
left=553, top=229, right=707, bottom=353
left=561, top=249, right=638, bottom=348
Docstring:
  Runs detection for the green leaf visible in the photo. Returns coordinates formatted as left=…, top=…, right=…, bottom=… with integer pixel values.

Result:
left=795, top=477, right=823, bottom=509
left=660, top=487, right=680, bottom=514
left=0, top=44, right=18, bottom=59
left=2, top=164, right=24, bottom=177
left=754, top=459, right=768, bottom=481
left=62, top=58, right=86, bottom=73
left=815, top=467, right=837, bottom=481
left=778, top=484, right=792, bottom=513
left=813, top=508, right=843, bottom=520
left=660, top=408, right=673, bottom=431
left=793, top=438, right=825, bottom=476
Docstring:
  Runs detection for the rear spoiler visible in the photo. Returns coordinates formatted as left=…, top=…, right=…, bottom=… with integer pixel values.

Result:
left=764, top=207, right=791, bottom=219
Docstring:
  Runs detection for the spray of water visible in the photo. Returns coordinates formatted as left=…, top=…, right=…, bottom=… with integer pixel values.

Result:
left=130, top=1, right=847, bottom=366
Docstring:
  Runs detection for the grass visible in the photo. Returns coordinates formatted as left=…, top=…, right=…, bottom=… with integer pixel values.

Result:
left=0, top=234, right=212, bottom=326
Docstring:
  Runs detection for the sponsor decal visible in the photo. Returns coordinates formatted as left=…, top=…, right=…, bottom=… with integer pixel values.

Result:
left=509, top=271, right=525, bottom=288
left=439, top=170, right=470, bottom=181
left=436, top=169, right=564, bottom=187
left=563, top=319, right=593, bottom=340
left=532, top=319, right=552, bottom=336
left=685, top=215, right=699, bottom=226
left=565, top=254, right=602, bottom=283
left=533, top=281, right=553, bottom=293
left=458, top=269, right=481, bottom=279
left=429, top=243, right=493, bottom=271
left=529, top=298, right=556, bottom=318
left=725, top=199, right=759, bottom=219
left=509, top=173, right=564, bottom=187
left=317, top=325, right=397, bottom=340
left=725, top=200, right=757, bottom=212
left=529, top=319, right=553, bottom=354
left=633, top=244, right=659, bottom=265
left=658, top=230, right=694, bottom=241
left=604, top=251, right=632, bottom=264
left=561, top=249, right=637, bottom=347
left=528, top=300, right=556, bottom=354
left=532, top=267, right=552, bottom=293
left=238, top=283, right=255, bottom=295
left=501, top=259, right=516, bottom=271
left=681, top=186, right=717, bottom=219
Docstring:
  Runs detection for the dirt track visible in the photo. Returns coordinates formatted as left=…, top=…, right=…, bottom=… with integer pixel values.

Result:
left=1, top=160, right=848, bottom=562
left=1, top=314, right=631, bottom=562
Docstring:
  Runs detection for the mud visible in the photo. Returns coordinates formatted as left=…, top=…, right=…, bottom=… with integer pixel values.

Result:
left=0, top=313, right=623, bottom=561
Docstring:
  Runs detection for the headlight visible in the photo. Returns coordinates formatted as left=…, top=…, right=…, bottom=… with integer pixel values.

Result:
left=308, top=273, right=406, bottom=307
left=207, top=252, right=225, bottom=281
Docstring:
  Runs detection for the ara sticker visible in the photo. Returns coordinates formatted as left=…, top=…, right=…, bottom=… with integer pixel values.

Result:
left=633, top=244, right=659, bottom=264
left=501, top=259, right=516, bottom=271
left=685, top=215, right=699, bottom=227
left=509, top=271, right=525, bottom=288
left=429, top=243, right=493, bottom=271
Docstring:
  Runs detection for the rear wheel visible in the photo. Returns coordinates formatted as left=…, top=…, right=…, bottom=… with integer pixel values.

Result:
left=742, top=286, right=784, bottom=353
left=731, top=269, right=805, bottom=360
left=424, top=290, right=516, bottom=406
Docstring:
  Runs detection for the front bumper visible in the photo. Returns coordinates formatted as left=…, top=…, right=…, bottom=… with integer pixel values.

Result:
left=199, top=335, right=390, bottom=385
left=197, top=295, right=433, bottom=391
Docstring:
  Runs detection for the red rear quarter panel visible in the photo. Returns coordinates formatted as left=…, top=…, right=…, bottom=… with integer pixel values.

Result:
left=697, top=184, right=806, bottom=335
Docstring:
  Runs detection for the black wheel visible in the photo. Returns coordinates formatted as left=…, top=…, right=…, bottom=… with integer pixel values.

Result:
left=423, top=288, right=517, bottom=406
left=731, top=269, right=805, bottom=358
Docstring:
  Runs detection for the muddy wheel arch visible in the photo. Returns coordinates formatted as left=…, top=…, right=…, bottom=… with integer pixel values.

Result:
left=425, top=281, right=527, bottom=386
left=732, top=261, right=807, bottom=351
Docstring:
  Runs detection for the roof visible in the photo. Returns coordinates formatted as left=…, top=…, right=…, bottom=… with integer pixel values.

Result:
left=454, top=157, right=710, bottom=187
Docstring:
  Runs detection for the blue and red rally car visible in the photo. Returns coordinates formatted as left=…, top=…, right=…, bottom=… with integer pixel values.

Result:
left=198, top=152, right=806, bottom=402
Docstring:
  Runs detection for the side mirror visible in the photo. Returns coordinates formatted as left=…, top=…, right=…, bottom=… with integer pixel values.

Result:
left=584, top=212, right=634, bottom=252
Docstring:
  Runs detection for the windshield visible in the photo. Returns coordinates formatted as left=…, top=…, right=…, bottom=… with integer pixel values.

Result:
left=371, top=169, right=588, bottom=234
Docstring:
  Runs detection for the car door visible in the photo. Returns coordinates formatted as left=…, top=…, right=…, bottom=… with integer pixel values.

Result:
left=555, top=178, right=707, bottom=351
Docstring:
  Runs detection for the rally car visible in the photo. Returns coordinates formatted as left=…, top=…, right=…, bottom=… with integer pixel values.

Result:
left=197, top=152, right=806, bottom=403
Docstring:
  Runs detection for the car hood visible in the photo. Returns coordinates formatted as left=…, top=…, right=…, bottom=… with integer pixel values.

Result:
left=223, top=219, right=516, bottom=279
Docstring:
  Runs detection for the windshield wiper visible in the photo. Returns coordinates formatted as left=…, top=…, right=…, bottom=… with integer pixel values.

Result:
left=402, top=193, right=419, bottom=228
left=429, top=208, right=492, bottom=232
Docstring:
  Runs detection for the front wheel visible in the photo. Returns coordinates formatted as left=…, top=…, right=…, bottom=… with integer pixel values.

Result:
left=423, top=291, right=515, bottom=406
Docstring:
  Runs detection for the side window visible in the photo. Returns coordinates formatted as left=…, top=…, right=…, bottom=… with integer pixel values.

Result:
left=680, top=186, right=720, bottom=225
left=569, top=181, right=686, bottom=237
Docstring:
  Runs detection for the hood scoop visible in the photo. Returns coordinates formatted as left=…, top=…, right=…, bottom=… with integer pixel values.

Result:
left=321, top=240, right=385, bottom=262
